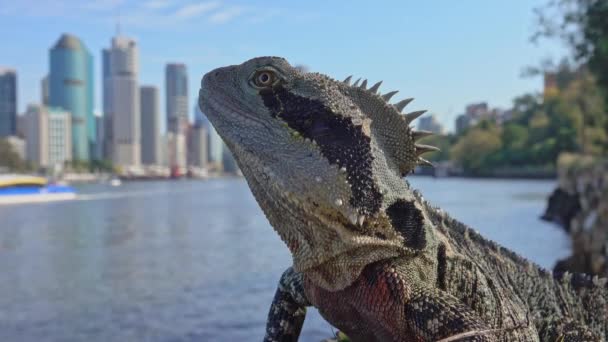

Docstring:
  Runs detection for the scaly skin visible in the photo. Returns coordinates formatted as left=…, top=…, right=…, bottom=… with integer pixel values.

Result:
left=198, top=56, right=608, bottom=341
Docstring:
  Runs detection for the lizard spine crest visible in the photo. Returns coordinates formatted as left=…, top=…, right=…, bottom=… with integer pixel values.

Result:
left=342, top=75, right=439, bottom=174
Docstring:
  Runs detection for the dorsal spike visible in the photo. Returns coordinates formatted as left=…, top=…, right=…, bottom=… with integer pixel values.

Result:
left=343, top=75, right=353, bottom=85
left=368, top=81, right=382, bottom=94
left=412, top=130, right=434, bottom=141
left=593, top=276, right=608, bottom=287
left=394, top=98, right=414, bottom=112
left=352, top=78, right=361, bottom=87
left=415, top=144, right=440, bottom=156
left=418, top=157, right=434, bottom=167
left=382, top=91, right=399, bottom=102
left=360, top=79, right=368, bottom=89
left=405, top=110, right=427, bottom=124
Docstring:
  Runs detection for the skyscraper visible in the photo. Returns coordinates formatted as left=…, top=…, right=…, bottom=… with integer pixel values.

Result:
left=0, top=68, right=17, bottom=137
left=49, top=33, right=94, bottom=161
left=48, top=107, right=72, bottom=168
left=23, top=104, right=49, bottom=167
left=101, top=48, right=112, bottom=160
left=189, top=126, right=208, bottom=169
left=166, top=63, right=188, bottom=170
left=165, top=63, right=188, bottom=133
left=417, top=115, right=444, bottom=135
left=41, top=75, right=49, bottom=105
left=105, top=34, right=140, bottom=168
left=194, top=101, right=223, bottom=170
left=167, top=132, right=186, bottom=170
left=140, top=86, right=160, bottom=165
left=23, top=104, right=72, bottom=169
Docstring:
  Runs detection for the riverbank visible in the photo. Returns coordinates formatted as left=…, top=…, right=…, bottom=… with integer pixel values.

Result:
left=414, top=162, right=556, bottom=179
left=542, top=153, right=608, bottom=276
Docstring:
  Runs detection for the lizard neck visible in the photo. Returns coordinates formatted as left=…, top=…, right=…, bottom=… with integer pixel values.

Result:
left=237, top=150, right=412, bottom=291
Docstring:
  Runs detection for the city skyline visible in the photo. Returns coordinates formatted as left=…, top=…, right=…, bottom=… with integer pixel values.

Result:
left=1, top=30, right=221, bottom=172
left=0, top=1, right=567, bottom=132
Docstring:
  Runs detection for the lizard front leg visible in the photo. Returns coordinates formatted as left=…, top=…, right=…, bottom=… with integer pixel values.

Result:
left=538, top=318, right=601, bottom=341
left=264, top=267, right=311, bottom=342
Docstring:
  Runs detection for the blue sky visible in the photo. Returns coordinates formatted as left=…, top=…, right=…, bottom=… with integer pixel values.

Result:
left=0, top=0, right=565, bottom=132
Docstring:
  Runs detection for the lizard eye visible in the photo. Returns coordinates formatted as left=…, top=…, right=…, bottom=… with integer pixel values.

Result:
left=252, top=70, right=278, bottom=88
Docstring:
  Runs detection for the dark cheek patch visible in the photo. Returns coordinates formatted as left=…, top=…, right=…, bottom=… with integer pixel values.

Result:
left=386, top=200, right=426, bottom=250
left=260, top=85, right=382, bottom=216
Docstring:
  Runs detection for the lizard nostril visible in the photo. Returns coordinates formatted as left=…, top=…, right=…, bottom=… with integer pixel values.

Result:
left=214, top=72, right=219, bottom=76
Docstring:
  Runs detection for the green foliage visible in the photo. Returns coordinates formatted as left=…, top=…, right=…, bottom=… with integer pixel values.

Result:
left=0, top=138, right=27, bottom=172
left=64, top=159, right=115, bottom=173
left=417, top=134, right=454, bottom=162
left=533, top=0, right=608, bottom=134
left=451, top=123, right=502, bottom=174
left=90, top=159, right=115, bottom=173
left=501, top=123, right=529, bottom=165
left=446, top=62, right=607, bottom=175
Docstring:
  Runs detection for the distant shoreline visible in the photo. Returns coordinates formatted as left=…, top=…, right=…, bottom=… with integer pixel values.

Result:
left=410, top=173, right=556, bottom=181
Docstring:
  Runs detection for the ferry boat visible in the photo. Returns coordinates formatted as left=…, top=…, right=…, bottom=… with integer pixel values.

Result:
left=0, top=175, right=76, bottom=205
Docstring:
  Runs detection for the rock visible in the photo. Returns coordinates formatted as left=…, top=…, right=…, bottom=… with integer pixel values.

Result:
left=541, top=188, right=581, bottom=232
left=544, top=153, right=608, bottom=277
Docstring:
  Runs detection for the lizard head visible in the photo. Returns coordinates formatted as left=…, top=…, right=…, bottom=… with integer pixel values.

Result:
left=199, top=56, right=437, bottom=282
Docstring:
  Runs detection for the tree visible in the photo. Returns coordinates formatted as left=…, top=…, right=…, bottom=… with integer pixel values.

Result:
left=0, top=138, right=26, bottom=171
left=501, top=123, right=530, bottom=165
left=533, top=0, right=608, bottom=148
left=451, top=126, right=502, bottom=174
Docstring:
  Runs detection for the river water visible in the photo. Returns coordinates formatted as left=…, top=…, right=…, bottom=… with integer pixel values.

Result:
left=0, top=177, right=570, bottom=341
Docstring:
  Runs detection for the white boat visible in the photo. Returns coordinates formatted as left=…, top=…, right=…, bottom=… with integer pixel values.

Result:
left=110, top=178, right=122, bottom=187
left=0, top=175, right=76, bottom=205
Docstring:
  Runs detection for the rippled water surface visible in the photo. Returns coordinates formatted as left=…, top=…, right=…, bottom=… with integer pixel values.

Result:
left=0, top=177, right=570, bottom=341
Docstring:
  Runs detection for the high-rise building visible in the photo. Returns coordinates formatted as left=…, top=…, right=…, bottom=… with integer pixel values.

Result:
left=455, top=114, right=470, bottom=135
left=23, top=104, right=49, bottom=167
left=23, top=104, right=72, bottom=169
left=166, top=64, right=188, bottom=170
left=167, top=131, right=186, bottom=169
left=16, top=114, right=27, bottom=137
left=159, top=133, right=169, bottom=167
left=166, top=63, right=188, bottom=134
left=48, top=107, right=72, bottom=168
left=41, top=75, right=49, bottom=105
left=417, top=115, right=444, bottom=135
left=140, top=86, right=160, bottom=165
left=465, top=102, right=489, bottom=121
left=105, top=34, right=140, bottom=168
left=0, top=68, right=17, bottom=137
left=188, top=125, right=207, bottom=169
left=94, top=115, right=104, bottom=161
left=101, top=48, right=113, bottom=160
left=194, top=101, right=223, bottom=170
left=49, top=33, right=94, bottom=161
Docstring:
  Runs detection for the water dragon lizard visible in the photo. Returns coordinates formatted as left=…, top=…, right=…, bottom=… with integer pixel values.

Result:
left=198, top=56, right=607, bottom=341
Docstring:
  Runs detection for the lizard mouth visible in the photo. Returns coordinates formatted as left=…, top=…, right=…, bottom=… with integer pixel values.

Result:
left=200, top=93, right=271, bottom=131
left=199, top=76, right=271, bottom=132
